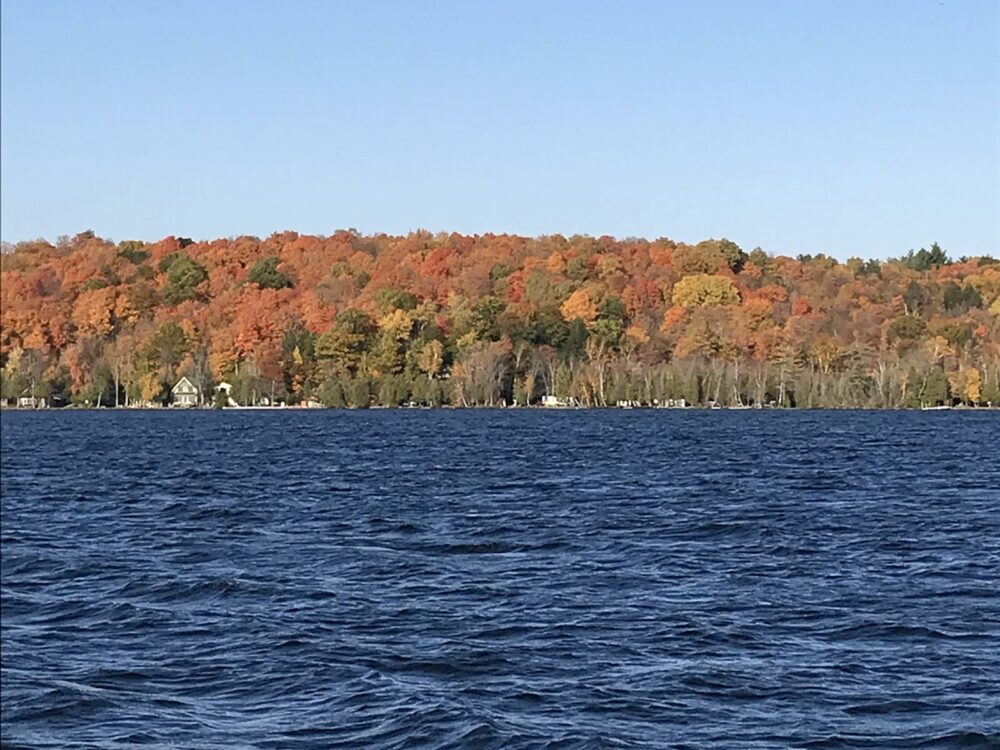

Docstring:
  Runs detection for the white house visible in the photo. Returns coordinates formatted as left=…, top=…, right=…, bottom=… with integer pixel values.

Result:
left=171, top=376, right=199, bottom=407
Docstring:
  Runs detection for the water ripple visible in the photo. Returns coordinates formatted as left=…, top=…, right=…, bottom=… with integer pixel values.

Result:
left=2, top=409, right=999, bottom=748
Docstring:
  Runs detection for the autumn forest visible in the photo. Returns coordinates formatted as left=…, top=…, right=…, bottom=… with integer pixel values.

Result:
left=1, top=230, right=998, bottom=409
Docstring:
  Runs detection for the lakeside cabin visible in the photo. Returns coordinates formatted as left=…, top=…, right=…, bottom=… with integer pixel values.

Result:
left=171, top=377, right=200, bottom=407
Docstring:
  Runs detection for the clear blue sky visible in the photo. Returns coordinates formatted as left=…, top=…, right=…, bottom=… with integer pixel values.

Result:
left=2, top=0, right=997, bottom=259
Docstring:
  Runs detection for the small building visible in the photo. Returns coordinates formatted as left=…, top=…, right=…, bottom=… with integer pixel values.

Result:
left=541, top=395, right=579, bottom=408
left=171, top=376, right=199, bottom=407
left=17, top=395, right=45, bottom=409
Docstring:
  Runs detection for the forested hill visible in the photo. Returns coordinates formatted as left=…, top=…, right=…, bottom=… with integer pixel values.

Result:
left=1, top=231, right=998, bottom=408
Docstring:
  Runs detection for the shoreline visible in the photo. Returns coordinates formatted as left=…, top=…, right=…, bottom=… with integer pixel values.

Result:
left=1, top=404, right=995, bottom=413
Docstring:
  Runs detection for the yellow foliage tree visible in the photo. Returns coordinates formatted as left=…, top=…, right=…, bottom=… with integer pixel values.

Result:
left=416, top=339, right=444, bottom=379
left=672, top=274, right=740, bottom=307
left=596, top=254, right=621, bottom=278
left=378, top=308, right=414, bottom=339
left=948, top=367, right=982, bottom=404
left=560, top=289, right=599, bottom=324
left=370, top=308, right=415, bottom=376
left=966, top=367, right=982, bottom=404
left=139, top=371, right=162, bottom=403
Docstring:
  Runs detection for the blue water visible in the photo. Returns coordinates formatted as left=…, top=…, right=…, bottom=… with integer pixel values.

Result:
left=2, top=410, right=999, bottom=749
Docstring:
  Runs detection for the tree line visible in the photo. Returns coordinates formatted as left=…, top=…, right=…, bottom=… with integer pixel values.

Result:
left=2, top=231, right=998, bottom=408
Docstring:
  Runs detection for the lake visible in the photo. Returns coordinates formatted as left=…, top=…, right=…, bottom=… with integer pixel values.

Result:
left=1, top=410, right=999, bottom=748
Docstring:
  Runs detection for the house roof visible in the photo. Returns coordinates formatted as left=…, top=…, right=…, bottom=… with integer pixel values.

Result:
left=172, top=376, right=198, bottom=393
